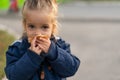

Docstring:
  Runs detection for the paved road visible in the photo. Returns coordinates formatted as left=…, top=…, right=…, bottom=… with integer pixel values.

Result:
left=0, top=17, right=22, bottom=38
left=59, top=1, right=120, bottom=20
left=1, top=1, right=120, bottom=80
left=60, top=21, right=120, bottom=80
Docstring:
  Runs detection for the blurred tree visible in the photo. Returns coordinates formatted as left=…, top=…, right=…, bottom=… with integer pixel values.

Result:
left=0, top=0, right=10, bottom=10
left=18, top=0, right=25, bottom=8
left=0, top=0, right=25, bottom=10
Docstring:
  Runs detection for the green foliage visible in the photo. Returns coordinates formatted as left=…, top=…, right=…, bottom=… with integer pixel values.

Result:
left=0, top=0, right=10, bottom=10
left=0, top=30, right=15, bottom=79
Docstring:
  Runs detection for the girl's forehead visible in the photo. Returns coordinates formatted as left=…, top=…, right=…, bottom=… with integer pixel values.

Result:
left=25, top=10, right=54, bottom=24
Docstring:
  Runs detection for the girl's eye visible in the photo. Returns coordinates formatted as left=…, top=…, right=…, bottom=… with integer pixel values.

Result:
left=41, top=25, right=49, bottom=30
left=28, top=25, right=35, bottom=29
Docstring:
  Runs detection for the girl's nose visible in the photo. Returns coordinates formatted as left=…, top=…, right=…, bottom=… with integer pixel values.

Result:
left=34, top=29, right=41, bottom=35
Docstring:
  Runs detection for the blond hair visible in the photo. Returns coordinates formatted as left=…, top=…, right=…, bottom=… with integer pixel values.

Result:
left=21, top=0, right=58, bottom=38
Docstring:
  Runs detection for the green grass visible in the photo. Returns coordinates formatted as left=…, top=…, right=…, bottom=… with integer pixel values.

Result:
left=0, top=30, right=15, bottom=79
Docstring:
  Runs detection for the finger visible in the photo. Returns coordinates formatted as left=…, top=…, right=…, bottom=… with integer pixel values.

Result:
left=31, top=37, right=38, bottom=49
left=36, top=39, right=42, bottom=44
left=31, top=36, right=36, bottom=45
left=38, top=44, right=44, bottom=50
left=35, top=46, right=42, bottom=55
left=38, top=44, right=46, bottom=51
left=38, top=37, right=49, bottom=42
left=38, top=43, right=49, bottom=53
left=36, top=41, right=49, bottom=48
left=36, top=39, right=49, bottom=45
left=42, top=37, right=49, bottom=40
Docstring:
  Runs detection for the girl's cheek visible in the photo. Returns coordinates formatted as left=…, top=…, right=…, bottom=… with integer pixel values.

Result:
left=44, top=32, right=52, bottom=38
left=27, top=30, right=34, bottom=37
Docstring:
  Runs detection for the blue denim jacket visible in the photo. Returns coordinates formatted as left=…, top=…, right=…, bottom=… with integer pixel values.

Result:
left=5, top=37, right=80, bottom=80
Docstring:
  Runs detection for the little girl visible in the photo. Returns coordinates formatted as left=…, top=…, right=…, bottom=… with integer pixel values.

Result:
left=5, top=0, right=80, bottom=80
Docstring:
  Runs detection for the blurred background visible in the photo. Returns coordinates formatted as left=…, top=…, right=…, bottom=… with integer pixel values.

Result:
left=0, top=0, right=120, bottom=80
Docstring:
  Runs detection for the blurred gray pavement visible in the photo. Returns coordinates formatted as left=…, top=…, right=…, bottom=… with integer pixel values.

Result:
left=59, top=1, right=120, bottom=21
left=1, top=1, right=120, bottom=80
left=60, top=21, right=120, bottom=80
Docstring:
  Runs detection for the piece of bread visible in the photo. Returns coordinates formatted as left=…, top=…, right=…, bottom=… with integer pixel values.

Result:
left=36, top=35, right=48, bottom=40
left=28, top=35, right=49, bottom=43
left=28, top=37, right=34, bottom=43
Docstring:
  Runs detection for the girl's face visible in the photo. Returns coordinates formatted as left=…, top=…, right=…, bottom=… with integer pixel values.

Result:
left=24, top=10, right=54, bottom=39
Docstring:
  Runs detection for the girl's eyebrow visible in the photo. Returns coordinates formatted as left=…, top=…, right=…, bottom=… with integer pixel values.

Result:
left=27, top=22, right=49, bottom=26
left=42, top=24, right=49, bottom=26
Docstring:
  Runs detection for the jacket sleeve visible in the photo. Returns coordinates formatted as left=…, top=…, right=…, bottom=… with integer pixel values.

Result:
left=5, top=42, right=44, bottom=80
left=46, top=38, right=80, bottom=78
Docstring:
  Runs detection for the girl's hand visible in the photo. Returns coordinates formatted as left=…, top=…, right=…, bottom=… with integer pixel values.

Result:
left=36, top=37, right=51, bottom=53
left=29, top=37, right=42, bottom=55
